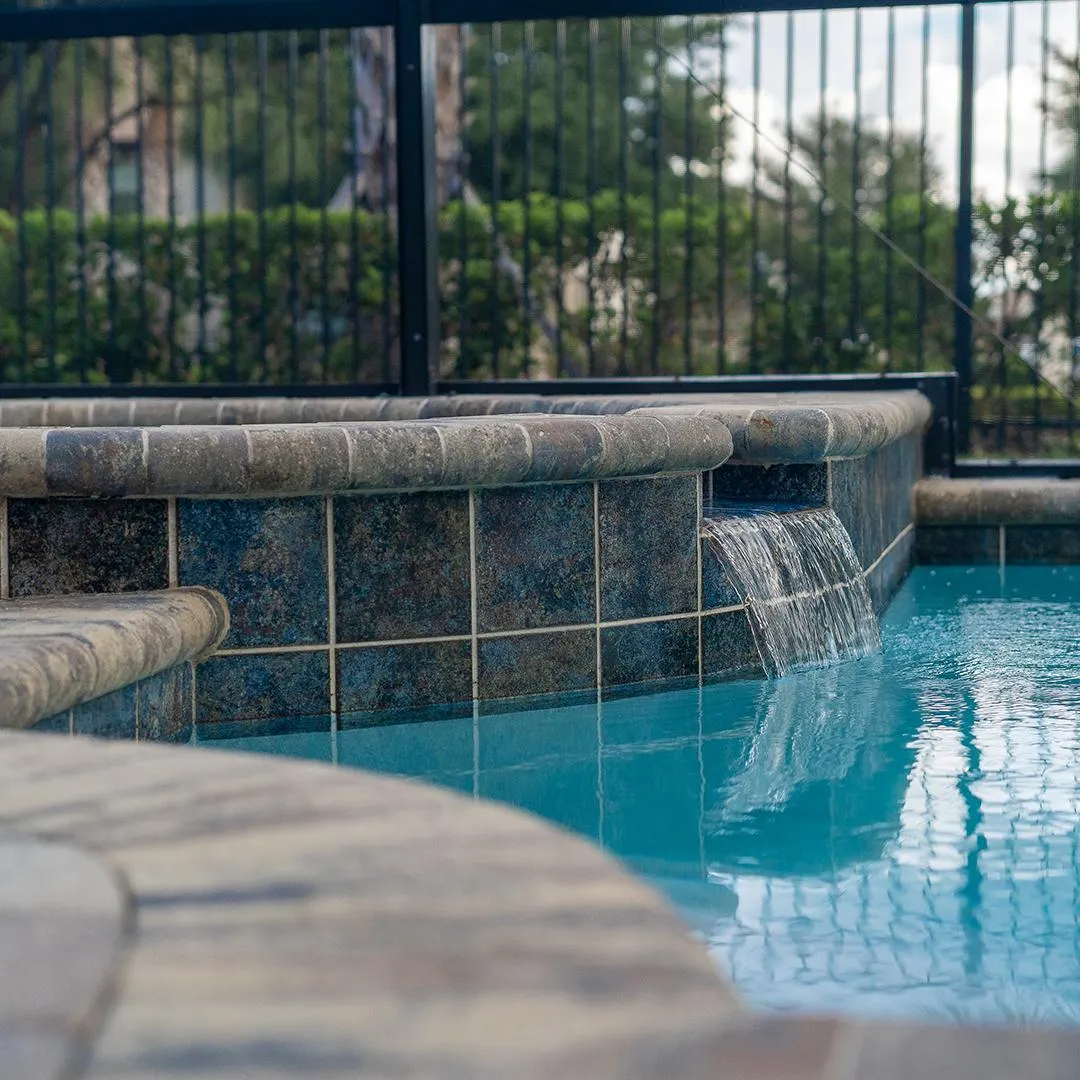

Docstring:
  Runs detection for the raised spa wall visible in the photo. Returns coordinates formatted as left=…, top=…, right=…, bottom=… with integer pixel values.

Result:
left=0, top=391, right=930, bottom=740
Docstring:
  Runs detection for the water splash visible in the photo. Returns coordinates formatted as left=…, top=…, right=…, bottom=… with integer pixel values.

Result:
left=701, top=505, right=881, bottom=678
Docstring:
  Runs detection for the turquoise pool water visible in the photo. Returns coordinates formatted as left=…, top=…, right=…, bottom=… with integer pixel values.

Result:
left=212, top=566, right=1080, bottom=1026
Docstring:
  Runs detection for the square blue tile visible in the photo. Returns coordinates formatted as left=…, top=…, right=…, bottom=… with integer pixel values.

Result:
left=334, top=491, right=471, bottom=643
left=72, top=683, right=137, bottom=740
left=1005, top=525, right=1080, bottom=564
left=702, top=609, right=762, bottom=678
left=916, top=525, right=999, bottom=564
left=337, top=640, right=473, bottom=723
left=9, top=498, right=168, bottom=597
left=475, top=483, right=594, bottom=632
left=600, top=618, right=698, bottom=691
left=477, top=629, right=596, bottom=706
left=710, top=463, right=827, bottom=506
left=31, top=711, right=71, bottom=735
left=700, top=537, right=742, bottom=609
left=598, top=476, right=698, bottom=621
left=179, top=497, right=328, bottom=648
left=195, top=651, right=330, bottom=728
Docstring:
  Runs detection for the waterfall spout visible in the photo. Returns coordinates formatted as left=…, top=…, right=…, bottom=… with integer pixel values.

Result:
left=702, top=505, right=881, bottom=678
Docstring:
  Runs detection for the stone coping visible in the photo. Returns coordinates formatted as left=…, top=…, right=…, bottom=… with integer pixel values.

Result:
left=3, top=730, right=1078, bottom=1080
left=0, top=414, right=732, bottom=497
left=916, top=477, right=1080, bottom=525
left=0, top=589, right=228, bottom=729
left=0, top=392, right=930, bottom=497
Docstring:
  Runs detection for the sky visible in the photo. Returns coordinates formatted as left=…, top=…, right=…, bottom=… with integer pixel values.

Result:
left=708, top=1, right=1079, bottom=204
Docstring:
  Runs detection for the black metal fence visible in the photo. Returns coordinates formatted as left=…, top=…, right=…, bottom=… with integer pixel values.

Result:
left=2, top=0, right=1080, bottom=459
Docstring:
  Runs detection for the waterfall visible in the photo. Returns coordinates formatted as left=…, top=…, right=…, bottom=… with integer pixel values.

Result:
left=701, top=505, right=881, bottom=678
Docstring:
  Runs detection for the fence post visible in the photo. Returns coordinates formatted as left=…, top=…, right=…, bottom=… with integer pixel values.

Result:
left=394, top=0, right=439, bottom=396
left=954, top=1, right=976, bottom=454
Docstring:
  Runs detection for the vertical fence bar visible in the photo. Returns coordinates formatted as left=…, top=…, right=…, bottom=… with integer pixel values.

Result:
left=105, top=38, right=117, bottom=373
left=651, top=17, right=662, bottom=375
left=165, top=37, right=178, bottom=378
left=716, top=19, right=727, bottom=374
left=955, top=2, right=976, bottom=453
left=683, top=17, right=695, bottom=375
left=555, top=19, right=566, bottom=377
left=226, top=33, right=240, bottom=382
left=13, top=44, right=27, bottom=378
left=619, top=16, right=630, bottom=376
left=380, top=26, right=393, bottom=382
left=348, top=29, right=363, bottom=379
left=135, top=36, right=149, bottom=364
left=1033, top=0, right=1050, bottom=452
left=44, top=40, right=57, bottom=381
left=998, top=2, right=1014, bottom=450
left=884, top=6, right=896, bottom=369
left=523, top=20, right=535, bottom=376
left=489, top=23, right=502, bottom=377
left=395, top=0, right=439, bottom=394
left=456, top=24, right=470, bottom=379
left=257, top=31, right=270, bottom=379
left=1070, top=0, right=1080, bottom=451
left=849, top=9, right=861, bottom=352
left=195, top=35, right=208, bottom=374
left=917, top=7, right=929, bottom=372
left=586, top=19, right=598, bottom=377
left=816, top=11, right=828, bottom=371
left=318, top=29, right=331, bottom=380
left=287, top=29, right=300, bottom=381
left=782, top=11, right=794, bottom=372
left=75, top=40, right=88, bottom=381
left=749, top=12, right=761, bottom=373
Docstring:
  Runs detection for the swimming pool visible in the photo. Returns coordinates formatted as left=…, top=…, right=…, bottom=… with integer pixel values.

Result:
left=212, top=565, right=1080, bottom=1027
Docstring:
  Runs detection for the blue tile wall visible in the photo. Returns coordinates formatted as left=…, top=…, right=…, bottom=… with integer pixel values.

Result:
left=701, top=539, right=742, bottom=609
left=72, top=683, right=138, bottom=739
left=916, top=525, right=999, bottom=564
left=195, top=651, right=330, bottom=732
left=1005, top=526, right=1080, bottom=563
left=475, top=484, right=594, bottom=632
left=178, top=497, right=327, bottom=648
left=336, top=641, right=473, bottom=724
left=598, top=476, right=698, bottom=621
left=600, top=618, right=698, bottom=694
left=702, top=609, right=762, bottom=679
left=334, top=491, right=471, bottom=643
left=710, top=463, right=828, bottom=506
left=477, top=629, right=596, bottom=707
left=9, top=498, right=168, bottom=597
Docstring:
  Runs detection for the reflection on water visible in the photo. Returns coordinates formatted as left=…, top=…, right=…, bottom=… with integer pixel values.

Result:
left=215, top=566, right=1080, bottom=1027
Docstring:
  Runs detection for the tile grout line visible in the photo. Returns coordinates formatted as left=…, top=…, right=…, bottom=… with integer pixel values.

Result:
left=999, top=523, right=1006, bottom=575
left=593, top=479, right=604, bottom=848
left=696, top=472, right=704, bottom=685
left=862, top=522, right=915, bottom=579
left=166, top=497, right=179, bottom=588
left=468, top=489, right=480, bottom=793
left=0, top=496, right=8, bottom=600
left=593, top=480, right=602, bottom=703
left=211, top=605, right=753, bottom=658
left=326, top=496, right=338, bottom=765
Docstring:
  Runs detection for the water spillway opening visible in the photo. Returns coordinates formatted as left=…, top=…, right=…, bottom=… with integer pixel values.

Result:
left=701, top=504, right=881, bottom=678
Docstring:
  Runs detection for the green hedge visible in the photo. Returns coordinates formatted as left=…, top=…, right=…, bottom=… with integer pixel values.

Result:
left=0, top=190, right=963, bottom=384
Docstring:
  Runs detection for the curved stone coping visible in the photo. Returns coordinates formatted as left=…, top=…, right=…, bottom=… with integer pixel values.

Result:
left=0, top=414, right=732, bottom=497
left=0, top=588, right=229, bottom=730
left=0, top=837, right=129, bottom=1080
left=0, top=731, right=743, bottom=1079
left=4, top=732, right=1078, bottom=1080
left=1, top=392, right=930, bottom=463
left=916, top=477, right=1080, bottom=525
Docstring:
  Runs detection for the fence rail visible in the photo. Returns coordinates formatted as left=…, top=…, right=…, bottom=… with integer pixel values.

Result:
left=1, top=0, right=1080, bottom=461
